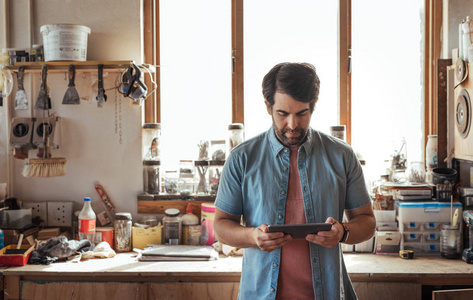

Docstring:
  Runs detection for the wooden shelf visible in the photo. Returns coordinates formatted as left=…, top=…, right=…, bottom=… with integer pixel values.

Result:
left=137, top=194, right=215, bottom=217
left=7, top=60, right=138, bottom=74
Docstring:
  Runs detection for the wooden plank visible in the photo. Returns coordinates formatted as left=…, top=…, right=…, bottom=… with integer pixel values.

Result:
left=8, top=60, right=135, bottom=74
left=353, top=282, right=421, bottom=300
left=338, top=0, right=351, bottom=145
left=232, top=0, right=244, bottom=124
left=433, top=288, right=473, bottom=300
left=437, top=59, right=452, bottom=168
left=20, top=281, right=147, bottom=300
left=138, top=200, right=214, bottom=217
left=143, top=0, right=156, bottom=124
left=4, top=275, right=20, bottom=300
left=149, top=282, right=239, bottom=300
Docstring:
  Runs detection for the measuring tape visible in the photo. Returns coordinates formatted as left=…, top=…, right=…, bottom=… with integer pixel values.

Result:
left=399, top=250, right=414, bottom=259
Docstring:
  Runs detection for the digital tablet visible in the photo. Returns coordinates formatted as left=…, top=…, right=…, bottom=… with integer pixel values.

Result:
left=267, top=223, right=333, bottom=239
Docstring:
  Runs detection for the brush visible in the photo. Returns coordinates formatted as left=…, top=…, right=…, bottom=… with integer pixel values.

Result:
left=22, top=121, right=67, bottom=178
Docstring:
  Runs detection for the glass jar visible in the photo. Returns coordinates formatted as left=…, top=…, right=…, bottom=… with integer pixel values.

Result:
left=194, top=160, right=209, bottom=195
left=209, top=160, right=225, bottom=195
left=197, top=140, right=209, bottom=160
left=228, top=123, right=245, bottom=150
left=440, top=224, right=462, bottom=259
left=329, top=125, right=346, bottom=142
left=426, top=135, right=438, bottom=170
left=114, top=212, right=132, bottom=252
left=143, top=160, right=160, bottom=194
left=210, top=140, right=226, bottom=161
left=142, top=123, right=161, bottom=160
left=164, top=170, right=179, bottom=194
left=179, top=160, right=195, bottom=196
left=163, top=208, right=181, bottom=245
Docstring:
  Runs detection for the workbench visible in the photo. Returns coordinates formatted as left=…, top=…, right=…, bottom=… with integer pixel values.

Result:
left=2, top=253, right=473, bottom=300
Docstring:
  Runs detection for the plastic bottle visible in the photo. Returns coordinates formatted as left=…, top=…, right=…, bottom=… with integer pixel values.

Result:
left=182, top=203, right=200, bottom=245
left=78, top=197, right=96, bottom=243
left=0, top=228, right=4, bottom=250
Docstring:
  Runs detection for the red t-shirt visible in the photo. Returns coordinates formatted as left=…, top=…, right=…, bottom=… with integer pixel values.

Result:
left=276, top=147, right=314, bottom=299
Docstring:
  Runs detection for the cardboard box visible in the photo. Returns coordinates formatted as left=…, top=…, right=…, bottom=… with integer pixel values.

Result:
left=132, top=226, right=162, bottom=249
left=375, top=231, right=400, bottom=255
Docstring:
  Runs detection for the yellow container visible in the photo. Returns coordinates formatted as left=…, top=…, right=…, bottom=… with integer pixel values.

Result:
left=132, top=226, right=162, bottom=249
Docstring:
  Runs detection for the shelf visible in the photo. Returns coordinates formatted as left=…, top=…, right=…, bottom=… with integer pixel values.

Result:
left=7, top=60, right=137, bottom=74
left=137, top=194, right=216, bottom=217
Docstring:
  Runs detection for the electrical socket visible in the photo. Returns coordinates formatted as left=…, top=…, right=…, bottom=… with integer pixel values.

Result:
left=47, top=201, right=73, bottom=227
left=22, top=201, right=48, bottom=226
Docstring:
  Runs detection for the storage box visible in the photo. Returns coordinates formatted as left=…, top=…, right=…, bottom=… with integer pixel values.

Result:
left=355, top=236, right=375, bottom=253
left=132, top=226, right=162, bottom=249
left=395, top=201, right=463, bottom=224
left=0, top=245, right=34, bottom=266
left=374, top=210, right=396, bottom=222
left=375, top=231, right=401, bottom=254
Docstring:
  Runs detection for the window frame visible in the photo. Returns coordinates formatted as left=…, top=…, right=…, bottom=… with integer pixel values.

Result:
left=143, top=0, right=441, bottom=150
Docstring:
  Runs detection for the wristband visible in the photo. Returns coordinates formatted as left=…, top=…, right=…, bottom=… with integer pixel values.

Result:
left=339, top=222, right=349, bottom=243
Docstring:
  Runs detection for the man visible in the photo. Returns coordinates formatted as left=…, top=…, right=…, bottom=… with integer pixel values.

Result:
left=214, top=62, right=376, bottom=300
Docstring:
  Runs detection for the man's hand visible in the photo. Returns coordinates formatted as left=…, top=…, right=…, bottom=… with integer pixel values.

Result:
left=253, top=224, right=292, bottom=252
left=305, top=217, right=343, bottom=248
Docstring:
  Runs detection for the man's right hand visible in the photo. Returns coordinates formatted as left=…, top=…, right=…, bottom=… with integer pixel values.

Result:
left=253, top=224, right=292, bottom=252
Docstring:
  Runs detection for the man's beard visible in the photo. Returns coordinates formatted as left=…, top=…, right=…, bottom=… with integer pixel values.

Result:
left=273, top=122, right=307, bottom=147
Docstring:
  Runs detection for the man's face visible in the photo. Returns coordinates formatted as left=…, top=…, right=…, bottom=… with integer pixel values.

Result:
left=266, top=92, right=313, bottom=148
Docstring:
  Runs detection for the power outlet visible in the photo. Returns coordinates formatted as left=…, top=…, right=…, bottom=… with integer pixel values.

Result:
left=22, top=201, right=48, bottom=226
left=47, top=201, right=73, bottom=227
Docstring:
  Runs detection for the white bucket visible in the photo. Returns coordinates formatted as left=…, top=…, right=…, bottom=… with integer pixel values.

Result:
left=40, top=24, right=91, bottom=62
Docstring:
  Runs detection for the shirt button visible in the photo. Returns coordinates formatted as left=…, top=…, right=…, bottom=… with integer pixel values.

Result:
left=284, top=167, right=287, bottom=171
left=278, top=215, right=283, bottom=219
left=273, top=263, right=278, bottom=267
left=304, top=186, right=307, bottom=191
left=271, top=288, right=275, bottom=292
left=284, top=149, right=288, bottom=152
left=281, top=191, right=285, bottom=195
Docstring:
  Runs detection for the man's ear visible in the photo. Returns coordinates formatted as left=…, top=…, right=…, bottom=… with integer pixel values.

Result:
left=264, top=100, right=272, bottom=115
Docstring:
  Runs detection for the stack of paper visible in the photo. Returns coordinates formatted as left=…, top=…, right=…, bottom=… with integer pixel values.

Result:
left=394, top=188, right=432, bottom=201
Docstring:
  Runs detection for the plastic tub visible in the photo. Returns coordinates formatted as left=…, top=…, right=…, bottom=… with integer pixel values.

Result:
left=40, top=24, right=91, bottom=61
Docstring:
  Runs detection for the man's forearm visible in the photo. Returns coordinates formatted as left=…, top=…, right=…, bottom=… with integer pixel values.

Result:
left=343, top=214, right=376, bottom=245
left=214, top=218, right=258, bottom=248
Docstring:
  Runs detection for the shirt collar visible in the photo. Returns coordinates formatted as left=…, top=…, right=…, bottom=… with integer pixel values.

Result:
left=267, top=126, right=315, bottom=156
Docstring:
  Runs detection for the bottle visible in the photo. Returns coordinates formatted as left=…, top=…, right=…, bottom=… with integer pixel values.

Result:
left=163, top=208, right=181, bottom=245
left=78, top=197, right=96, bottom=243
left=182, top=203, right=201, bottom=245
left=425, top=135, right=438, bottom=184
left=0, top=228, right=4, bottom=250
left=114, top=212, right=132, bottom=252
left=201, top=203, right=216, bottom=246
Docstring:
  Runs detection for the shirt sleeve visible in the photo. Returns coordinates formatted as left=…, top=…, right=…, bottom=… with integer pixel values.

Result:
left=344, top=148, right=371, bottom=211
left=214, top=151, right=244, bottom=216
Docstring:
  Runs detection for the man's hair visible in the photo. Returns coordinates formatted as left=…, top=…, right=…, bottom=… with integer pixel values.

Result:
left=262, top=62, right=320, bottom=112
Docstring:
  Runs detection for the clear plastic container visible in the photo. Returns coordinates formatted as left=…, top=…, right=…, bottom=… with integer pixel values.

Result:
left=142, top=123, right=161, bottom=160
left=440, top=224, right=462, bottom=259
left=78, top=197, right=96, bottom=243
left=209, top=160, right=225, bottom=195
left=114, top=212, right=132, bottom=252
left=194, top=160, right=209, bottom=195
left=406, top=161, right=426, bottom=183
left=143, top=160, right=160, bottom=194
left=228, top=123, right=245, bottom=150
left=163, top=208, right=181, bottom=245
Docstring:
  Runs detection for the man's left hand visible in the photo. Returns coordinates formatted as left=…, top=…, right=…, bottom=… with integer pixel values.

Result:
left=305, top=217, right=343, bottom=248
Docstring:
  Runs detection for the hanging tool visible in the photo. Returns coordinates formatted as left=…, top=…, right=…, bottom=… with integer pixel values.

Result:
left=62, top=64, right=80, bottom=105
left=463, top=210, right=473, bottom=264
left=96, top=64, right=107, bottom=107
left=15, top=66, right=28, bottom=110
left=122, top=63, right=147, bottom=101
left=35, top=64, right=51, bottom=110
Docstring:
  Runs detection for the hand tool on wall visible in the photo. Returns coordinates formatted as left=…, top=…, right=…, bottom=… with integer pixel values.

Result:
left=34, top=64, right=51, bottom=110
left=96, top=64, right=107, bottom=107
left=15, top=66, right=28, bottom=110
left=62, top=64, right=80, bottom=105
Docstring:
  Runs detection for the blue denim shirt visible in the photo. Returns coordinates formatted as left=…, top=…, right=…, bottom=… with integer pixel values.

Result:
left=215, top=126, right=370, bottom=300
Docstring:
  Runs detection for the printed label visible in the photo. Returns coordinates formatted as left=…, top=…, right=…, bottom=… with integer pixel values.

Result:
left=79, top=219, right=96, bottom=233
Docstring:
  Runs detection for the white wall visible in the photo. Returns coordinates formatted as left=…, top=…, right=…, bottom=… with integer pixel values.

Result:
left=0, top=0, right=145, bottom=221
left=442, top=0, right=473, bottom=59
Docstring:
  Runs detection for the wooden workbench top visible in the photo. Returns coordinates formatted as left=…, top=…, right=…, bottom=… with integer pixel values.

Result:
left=3, top=253, right=473, bottom=284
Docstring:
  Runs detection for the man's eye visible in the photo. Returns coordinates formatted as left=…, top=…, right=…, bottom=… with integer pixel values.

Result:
left=278, top=112, right=288, bottom=117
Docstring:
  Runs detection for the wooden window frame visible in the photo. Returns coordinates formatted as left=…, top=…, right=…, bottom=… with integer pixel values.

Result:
left=143, top=0, right=439, bottom=146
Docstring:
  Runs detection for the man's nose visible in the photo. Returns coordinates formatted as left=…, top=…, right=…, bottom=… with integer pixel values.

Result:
left=287, top=115, right=297, bottom=130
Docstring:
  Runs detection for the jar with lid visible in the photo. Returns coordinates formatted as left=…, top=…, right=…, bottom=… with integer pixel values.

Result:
left=329, top=125, right=346, bottom=142
left=209, top=160, right=225, bottom=195
left=114, top=212, right=132, bottom=252
left=163, top=208, right=181, bottom=245
left=143, top=160, right=160, bottom=194
left=228, top=123, right=245, bottom=150
left=210, top=140, right=226, bottom=161
left=194, top=160, right=209, bottom=195
left=179, top=160, right=195, bottom=196
left=164, top=170, right=179, bottom=194
left=142, top=123, right=161, bottom=160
